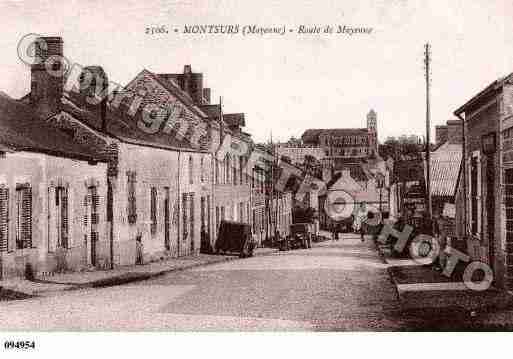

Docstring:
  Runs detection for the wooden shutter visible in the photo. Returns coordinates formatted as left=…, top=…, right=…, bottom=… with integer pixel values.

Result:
left=182, top=193, right=188, bottom=242
left=127, top=172, right=137, bottom=224
left=150, top=187, right=157, bottom=234
left=189, top=193, right=195, bottom=252
left=59, top=187, right=69, bottom=248
left=0, top=187, right=9, bottom=252
left=91, top=187, right=99, bottom=225
left=16, top=184, right=32, bottom=249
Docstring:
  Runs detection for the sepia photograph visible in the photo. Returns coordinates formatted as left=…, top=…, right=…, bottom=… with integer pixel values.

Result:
left=0, top=0, right=512, bottom=356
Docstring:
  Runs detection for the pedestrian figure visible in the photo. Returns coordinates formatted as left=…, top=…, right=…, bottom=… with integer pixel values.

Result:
left=354, top=203, right=367, bottom=242
left=135, top=233, right=143, bottom=265
left=332, top=222, right=338, bottom=241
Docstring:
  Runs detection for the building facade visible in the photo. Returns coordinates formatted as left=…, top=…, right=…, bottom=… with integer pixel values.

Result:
left=454, top=73, right=513, bottom=290
left=301, top=109, right=379, bottom=159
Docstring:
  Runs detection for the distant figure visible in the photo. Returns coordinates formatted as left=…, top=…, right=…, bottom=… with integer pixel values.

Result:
left=354, top=204, right=367, bottom=242
left=332, top=222, right=338, bottom=241
left=135, top=234, right=144, bottom=265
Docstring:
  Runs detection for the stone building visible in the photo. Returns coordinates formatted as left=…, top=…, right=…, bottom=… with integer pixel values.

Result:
left=301, top=109, right=379, bottom=159
left=275, top=145, right=325, bottom=165
left=22, top=36, right=214, bottom=270
left=454, top=73, right=513, bottom=290
left=0, top=93, right=109, bottom=278
left=157, top=65, right=254, bottom=247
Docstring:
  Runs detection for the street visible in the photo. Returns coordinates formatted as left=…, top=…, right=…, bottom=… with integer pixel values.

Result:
left=0, top=234, right=433, bottom=331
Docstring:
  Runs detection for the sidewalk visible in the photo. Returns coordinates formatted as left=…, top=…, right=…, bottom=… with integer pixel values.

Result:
left=375, top=242, right=513, bottom=312
left=0, top=247, right=278, bottom=298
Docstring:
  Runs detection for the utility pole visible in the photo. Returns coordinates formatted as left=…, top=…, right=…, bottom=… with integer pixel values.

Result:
left=424, top=43, right=433, bottom=222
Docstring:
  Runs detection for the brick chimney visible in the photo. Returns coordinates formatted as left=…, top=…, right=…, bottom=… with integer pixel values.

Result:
left=30, top=36, right=64, bottom=113
left=78, top=66, right=109, bottom=132
left=435, top=125, right=448, bottom=145
left=182, top=65, right=204, bottom=105
left=446, top=120, right=462, bottom=144
left=203, top=88, right=211, bottom=104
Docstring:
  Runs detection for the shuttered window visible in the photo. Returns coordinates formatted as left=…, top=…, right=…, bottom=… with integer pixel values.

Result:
left=182, top=193, right=188, bottom=242
left=16, top=184, right=32, bottom=249
left=56, top=186, right=69, bottom=248
left=200, top=157, right=205, bottom=183
left=189, top=193, right=195, bottom=252
left=150, top=187, right=157, bottom=234
left=0, top=186, right=9, bottom=252
left=239, top=156, right=244, bottom=185
left=90, top=186, right=99, bottom=226
left=189, top=156, right=194, bottom=185
left=215, top=206, right=219, bottom=234
left=127, top=171, right=137, bottom=224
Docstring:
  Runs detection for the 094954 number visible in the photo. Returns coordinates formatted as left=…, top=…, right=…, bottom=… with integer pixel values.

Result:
left=4, top=340, right=35, bottom=350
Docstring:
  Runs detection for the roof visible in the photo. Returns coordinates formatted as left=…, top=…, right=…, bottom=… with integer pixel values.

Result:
left=302, top=128, right=368, bottom=143
left=63, top=95, right=210, bottom=153
left=332, top=159, right=371, bottom=182
left=326, top=171, right=362, bottom=193
left=127, top=69, right=208, bottom=120
left=0, top=93, right=106, bottom=162
left=454, top=73, right=513, bottom=115
left=427, top=142, right=462, bottom=198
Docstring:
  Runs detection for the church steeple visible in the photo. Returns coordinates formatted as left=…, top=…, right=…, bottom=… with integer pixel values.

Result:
left=367, top=109, right=377, bottom=132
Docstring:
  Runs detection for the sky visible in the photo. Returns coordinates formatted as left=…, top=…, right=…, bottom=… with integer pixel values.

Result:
left=0, top=0, right=512, bottom=143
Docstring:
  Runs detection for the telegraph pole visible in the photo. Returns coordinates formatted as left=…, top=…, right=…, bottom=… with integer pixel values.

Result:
left=424, top=43, right=433, bottom=221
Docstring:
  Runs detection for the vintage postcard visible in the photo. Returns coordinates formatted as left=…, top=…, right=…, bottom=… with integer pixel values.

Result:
left=0, top=0, right=511, bottom=356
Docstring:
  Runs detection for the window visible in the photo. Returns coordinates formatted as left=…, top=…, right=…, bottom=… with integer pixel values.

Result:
left=189, top=156, right=194, bottom=185
left=190, top=193, right=195, bottom=252
left=56, top=186, right=69, bottom=248
left=182, top=193, right=188, bottom=242
left=215, top=206, right=220, bottom=233
left=469, top=152, right=481, bottom=236
left=215, top=158, right=219, bottom=184
left=239, top=156, right=244, bottom=185
left=225, top=155, right=230, bottom=184
left=200, top=156, right=205, bottom=183
left=127, top=171, right=137, bottom=224
left=150, top=187, right=157, bottom=234
left=16, top=184, right=32, bottom=249
left=0, top=186, right=8, bottom=252
left=200, top=196, right=206, bottom=230
left=232, top=157, right=237, bottom=185
left=207, top=195, right=211, bottom=237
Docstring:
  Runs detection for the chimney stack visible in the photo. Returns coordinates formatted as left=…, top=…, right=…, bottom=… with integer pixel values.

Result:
left=435, top=125, right=448, bottom=145
left=203, top=88, right=211, bottom=104
left=30, top=36, right=64, bottom=112
left=446, top=120, right=462, bottom=144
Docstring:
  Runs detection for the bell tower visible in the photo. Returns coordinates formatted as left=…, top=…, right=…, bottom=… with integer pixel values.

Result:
left=366, top=109, right=378, bottom=155
left=367, top=109, right=377, bottom=131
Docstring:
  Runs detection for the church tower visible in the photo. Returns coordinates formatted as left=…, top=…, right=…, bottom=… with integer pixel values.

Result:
left=366, top=109, right=378, bottom=155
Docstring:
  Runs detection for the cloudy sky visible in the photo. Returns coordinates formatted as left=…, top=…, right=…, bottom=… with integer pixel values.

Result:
left=0, top=0, right=512, bottom=143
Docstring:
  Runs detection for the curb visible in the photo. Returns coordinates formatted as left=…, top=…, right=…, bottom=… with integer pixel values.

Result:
left=31, top=248, right=280, bottom=295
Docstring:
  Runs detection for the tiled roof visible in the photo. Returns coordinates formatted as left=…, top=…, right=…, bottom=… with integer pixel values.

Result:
left=428, top=142, right=462, bottom=198
left=62, top=95, right=204, bottom=152
left=332, top=159, right=370, bottom=182
left=0, top=94, right=106, bottom=161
